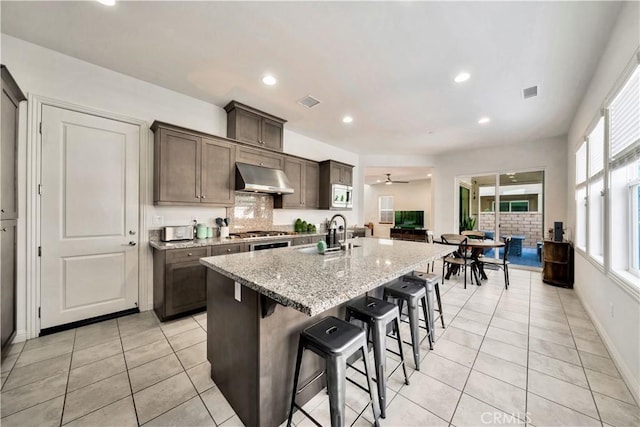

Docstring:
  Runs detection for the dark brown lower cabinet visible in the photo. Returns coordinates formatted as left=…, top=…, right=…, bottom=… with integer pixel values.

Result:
left=291, top=235, right=324, bottom=246
left=153, top=243, right=248, bottom=321
left=1, top=220, right=17, bottom=350
left=154, top=246, right=211, bottom=321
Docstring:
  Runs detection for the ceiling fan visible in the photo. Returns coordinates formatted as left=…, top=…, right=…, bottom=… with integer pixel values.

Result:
left=384, top=173, right=409, bottom=185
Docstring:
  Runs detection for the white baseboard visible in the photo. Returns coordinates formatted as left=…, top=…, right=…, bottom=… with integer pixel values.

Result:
left=11, top=330, right=27, bottom=344
left=575, top=286, right=640, bottom=406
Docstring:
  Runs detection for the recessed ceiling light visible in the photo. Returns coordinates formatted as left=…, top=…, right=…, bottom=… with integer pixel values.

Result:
left=454, top=72, right=471, bottom=83
left=376, top=179, right=381, bottom=183
left=261, top=75, right=277, bottom=86
left=427, top=174, right=432, bottom=177
left=478, top=117, right=491, bottom=124
left=96, top=0, right=115, bottom=5
left=342, top=116, right=353, bottom=124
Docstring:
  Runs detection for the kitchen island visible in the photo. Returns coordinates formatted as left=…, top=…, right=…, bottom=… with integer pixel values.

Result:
left=200, top=238, right=452, bottom=427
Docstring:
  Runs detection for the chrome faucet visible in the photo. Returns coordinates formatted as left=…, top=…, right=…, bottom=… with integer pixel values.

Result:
left=328, top=214, right=348, bottom=250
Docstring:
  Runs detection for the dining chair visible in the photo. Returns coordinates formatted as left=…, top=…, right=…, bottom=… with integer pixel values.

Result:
left=439, top=234, right=476, bottom=289
left=461, top=230, right=485, bottom=240
left=478, top=236, right=511, bottom=289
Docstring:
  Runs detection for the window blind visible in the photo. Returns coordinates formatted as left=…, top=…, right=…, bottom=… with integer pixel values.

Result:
left=588, top=117, right=604, bottom=177
left=609, top=66, right=639, bottom=165
left=576, top=142, right=587, bottom=184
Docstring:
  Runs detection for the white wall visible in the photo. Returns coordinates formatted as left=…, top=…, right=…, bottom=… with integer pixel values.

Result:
left=1, top=35, right=359, bottom=337
left=432, top=136, right=568, bottom=237
left=364, top=179, right=432, bottom=238
left=565, top=1, right=640, bottom=402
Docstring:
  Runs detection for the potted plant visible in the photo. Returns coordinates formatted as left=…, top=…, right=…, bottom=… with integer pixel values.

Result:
left=460, top=216, right=476, bottom=233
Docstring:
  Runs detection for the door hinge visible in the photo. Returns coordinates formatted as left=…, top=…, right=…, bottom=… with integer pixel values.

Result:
left=38, top=184, right=42, bottom=195
left=38, top=307, right=41, bottom=318
left=38, top=246, right=42, bottom=257
left=39, top=122, right=42, bottom=134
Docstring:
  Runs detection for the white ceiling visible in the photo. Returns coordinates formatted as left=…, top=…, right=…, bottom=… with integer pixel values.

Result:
left=1, top=1, right=622, bottom=155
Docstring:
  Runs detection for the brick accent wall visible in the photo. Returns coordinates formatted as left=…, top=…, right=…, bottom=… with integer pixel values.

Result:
left=478, top=212, right=543, bottom=248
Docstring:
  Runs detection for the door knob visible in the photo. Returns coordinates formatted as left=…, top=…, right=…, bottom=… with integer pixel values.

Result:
left=129, top=241, right=137, bottom=246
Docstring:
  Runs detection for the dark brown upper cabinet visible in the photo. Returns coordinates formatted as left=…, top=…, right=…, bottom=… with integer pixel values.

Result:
left=318, top=160, right=354, bottom=210
left=274, top=157, right=319, bottom=209
left=325, top=160, right=353, bottom=186
left=225, top=101, right=286, bottom=151
left=236, top=145, right=284, bottom=170
left=152, top=122, right=235, bottom=206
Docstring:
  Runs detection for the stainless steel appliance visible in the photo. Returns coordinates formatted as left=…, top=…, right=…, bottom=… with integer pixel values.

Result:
left=235, top=162, right=294, bottom=194
left=161, top=225, right=194, bottom=242
left=331, top=184, right=353, bottom=209
left=249, top=240, right=291, bottom=251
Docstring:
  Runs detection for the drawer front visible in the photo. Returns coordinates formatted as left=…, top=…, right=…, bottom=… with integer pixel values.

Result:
left=292, top=236, right=323, bottom=246
left=211, top=243, right=244, bottom=256
left=166, top=247, right=209, bottom=264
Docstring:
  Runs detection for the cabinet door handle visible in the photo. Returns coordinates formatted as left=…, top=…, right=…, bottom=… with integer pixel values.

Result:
left=188, top=252, right=193, bottom=256
left=226, top=248, right=231, bottom=252
left=201, top=195, right=206, bottom=199
left=195, top=195, right=201, bottom=199
left=259, top=140, right=264, bottom=145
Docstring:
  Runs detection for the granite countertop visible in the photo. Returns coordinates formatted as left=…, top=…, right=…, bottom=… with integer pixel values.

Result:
left=149, top=232, right=326, bottom=250
left=200, top=237, right=453, bottom=316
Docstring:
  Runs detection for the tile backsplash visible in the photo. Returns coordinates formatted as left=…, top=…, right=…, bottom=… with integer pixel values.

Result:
left=225, top=193, right=273, bottom=231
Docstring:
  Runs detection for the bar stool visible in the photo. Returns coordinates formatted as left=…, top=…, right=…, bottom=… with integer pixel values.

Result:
left=346, top=296, right=409, bottom=418
left=411, top=271, right=445, bottom=333
left=383, top=278, right=432, bottom=371
left=287, top=316, right=380, bottom=427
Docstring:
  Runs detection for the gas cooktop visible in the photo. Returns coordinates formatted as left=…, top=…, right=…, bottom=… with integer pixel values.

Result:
left=228, top=230, right=296, bottom=239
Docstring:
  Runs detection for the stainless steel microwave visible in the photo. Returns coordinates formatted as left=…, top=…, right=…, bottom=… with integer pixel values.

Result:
left=331, top=184, right=352, bottom=209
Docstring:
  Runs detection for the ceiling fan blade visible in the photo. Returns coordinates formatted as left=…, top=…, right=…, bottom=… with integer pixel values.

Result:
left=393, top=180, right=409, bottom=184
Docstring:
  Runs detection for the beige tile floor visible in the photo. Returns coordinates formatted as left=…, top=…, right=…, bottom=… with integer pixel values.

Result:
left=1, top=267, right=638, bottom=426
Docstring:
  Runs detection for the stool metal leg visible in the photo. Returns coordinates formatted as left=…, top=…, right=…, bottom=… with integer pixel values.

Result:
left=421, top=297, right=434, bottom=350
left=407, top=299, right=421, bottom=370
left=434, top=282, right=445, bottom=328
left=326, top=355, right=347, bottom=427
left=360, top=342, right=381, bottom=425
left=287, top=340, right=305, bottom=427
left=393, top=318, right=410, bottom=386
left=371, top=320, right=387, bottom=418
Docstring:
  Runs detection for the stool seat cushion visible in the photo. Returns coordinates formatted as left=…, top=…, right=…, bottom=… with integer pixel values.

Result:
left=347, top=296, right=398, bottom=321
left=302, top=316, right=365, bottom=355
left=384, top=280, right=426, bottom=298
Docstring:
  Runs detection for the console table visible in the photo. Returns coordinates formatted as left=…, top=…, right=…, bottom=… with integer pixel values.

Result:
left=390, top=228, right=429, bottom=242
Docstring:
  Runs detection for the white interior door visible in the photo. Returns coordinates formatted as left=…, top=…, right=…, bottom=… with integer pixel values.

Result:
left=40, top=105, right=139, bottom=329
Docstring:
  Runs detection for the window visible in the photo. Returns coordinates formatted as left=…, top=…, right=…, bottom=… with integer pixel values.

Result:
left=575, top=141, right=587, bottom=251
left=491, top=200, right=530, bottom=212
left=588, top=118, right=605, bottom=262
left=379, top=196, right=394, bottom=224
left=578, top=61, right=639, bottom=287
left=609, top=64, right=640, bottom=281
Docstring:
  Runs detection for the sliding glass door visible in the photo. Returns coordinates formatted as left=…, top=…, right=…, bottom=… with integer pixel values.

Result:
left=459, top=171, right=545, bottom=268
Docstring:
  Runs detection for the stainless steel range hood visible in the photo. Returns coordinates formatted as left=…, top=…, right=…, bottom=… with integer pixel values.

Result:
left=235, top=162, right=294, bottom=194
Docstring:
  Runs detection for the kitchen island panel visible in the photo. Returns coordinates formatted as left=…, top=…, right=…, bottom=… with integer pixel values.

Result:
left=207, top=270, right=340, bottom=427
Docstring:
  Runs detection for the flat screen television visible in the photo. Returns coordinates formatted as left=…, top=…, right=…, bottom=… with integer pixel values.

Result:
left=394, top=210, right=425, bottom=229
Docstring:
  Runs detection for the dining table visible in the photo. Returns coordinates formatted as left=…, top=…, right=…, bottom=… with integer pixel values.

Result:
left=465, top=239, right=506, bottom=281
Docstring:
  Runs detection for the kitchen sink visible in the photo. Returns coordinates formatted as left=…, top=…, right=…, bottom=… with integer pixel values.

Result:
left=297, top=245, right=360, bottom=254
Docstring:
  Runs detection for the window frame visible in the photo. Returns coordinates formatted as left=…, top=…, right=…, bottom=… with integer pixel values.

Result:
left=378, top=195, right=394, bottom=224
left=574, top=56, right=640, bottom=294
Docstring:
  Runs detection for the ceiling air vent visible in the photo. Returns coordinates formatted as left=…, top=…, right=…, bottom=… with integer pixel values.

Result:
left=297, top=95, right=321, bottom=109
left=522, top=85, right=538, bottom=99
